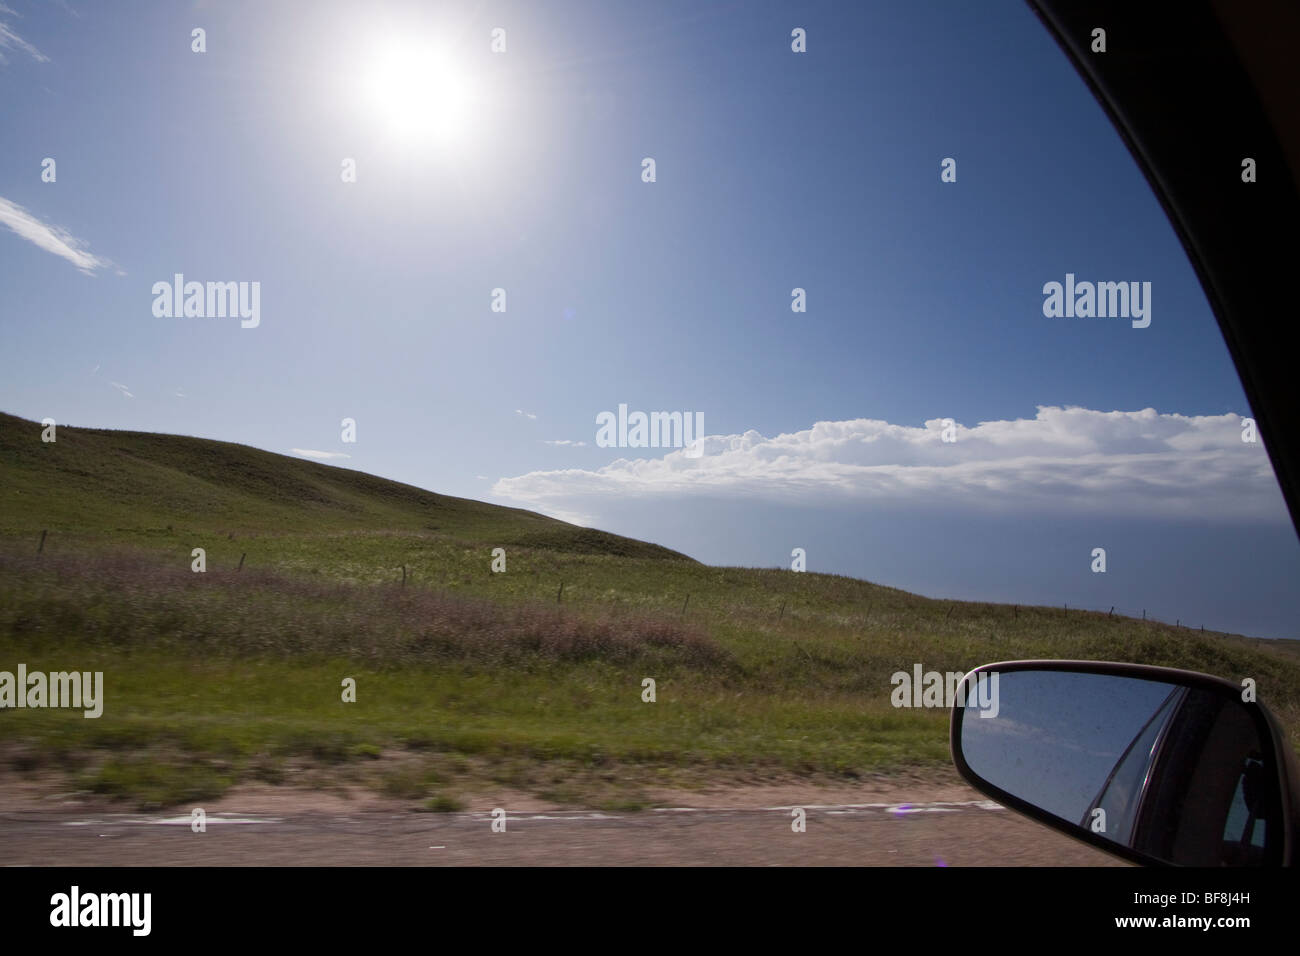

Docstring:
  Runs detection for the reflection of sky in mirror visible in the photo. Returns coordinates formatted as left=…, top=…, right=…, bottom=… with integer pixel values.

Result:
left=961, top=671, right=1175, bottom=824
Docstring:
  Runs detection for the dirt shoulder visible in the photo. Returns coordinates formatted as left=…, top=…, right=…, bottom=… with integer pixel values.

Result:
left=0, top=762, right=977, bottom=815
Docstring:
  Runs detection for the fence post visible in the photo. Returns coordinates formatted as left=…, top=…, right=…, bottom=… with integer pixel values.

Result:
left=237, top=553, right=246, bottom=571
left=38, top=529, right=47, bottom=554
left=401, top=565, right=407, bottom=587
left=778, top=600, right=786, bottom=622
left=557, top=581, right=564, bottom=604
left=681, top=594, right=690, bottom=616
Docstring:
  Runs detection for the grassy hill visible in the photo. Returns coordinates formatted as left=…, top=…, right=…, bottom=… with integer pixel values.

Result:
left=2, top=411, right=1298, bottom=809
left=0, top=411, right=691, bottom=560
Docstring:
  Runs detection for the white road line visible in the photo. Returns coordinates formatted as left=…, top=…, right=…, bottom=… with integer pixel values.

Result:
left=53, top=800, right=1004, bottom=828
left=62, top=815, right=283, bottom=827
left=655, top=800, right=1004, bottom=814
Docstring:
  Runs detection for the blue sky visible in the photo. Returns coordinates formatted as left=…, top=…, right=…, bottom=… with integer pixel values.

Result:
left=2, top=0, right=1297, bottom=638
left=962, top=670, right=1179, bottom=827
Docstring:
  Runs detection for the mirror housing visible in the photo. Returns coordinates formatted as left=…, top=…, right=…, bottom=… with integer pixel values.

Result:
left=950, top=660, right=1300, bottom=866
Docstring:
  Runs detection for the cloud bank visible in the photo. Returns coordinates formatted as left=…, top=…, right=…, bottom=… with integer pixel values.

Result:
left=492, top=406, right=1284, bottom=522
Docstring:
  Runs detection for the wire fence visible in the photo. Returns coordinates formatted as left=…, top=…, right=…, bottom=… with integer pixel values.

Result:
left=29, top=529, right=1260, bottom=640
left=1019, top=601, right=1240, bottom=637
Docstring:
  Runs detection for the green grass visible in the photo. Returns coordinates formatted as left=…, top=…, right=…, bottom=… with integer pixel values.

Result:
left=0, top=411, right=690, bottom=560
left=2, top=411, right=1298, bottom=809
left=421, top=794, right=466, bottom=813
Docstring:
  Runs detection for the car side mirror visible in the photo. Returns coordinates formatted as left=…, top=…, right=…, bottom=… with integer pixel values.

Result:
left=950, top=661, right=1298, bottom=866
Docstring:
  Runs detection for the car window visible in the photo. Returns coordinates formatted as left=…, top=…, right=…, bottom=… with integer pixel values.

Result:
left=0, top=0, right=1296, bottom=870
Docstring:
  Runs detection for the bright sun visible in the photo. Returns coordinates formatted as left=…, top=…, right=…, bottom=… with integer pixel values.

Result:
left=363, top=38, right=474, bottom=148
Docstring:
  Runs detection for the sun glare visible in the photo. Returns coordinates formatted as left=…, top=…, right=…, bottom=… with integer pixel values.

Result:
left=363, top=37, right=474, bottom=148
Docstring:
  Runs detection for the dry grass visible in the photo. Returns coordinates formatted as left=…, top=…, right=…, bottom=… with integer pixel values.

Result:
left=0, top=551, right=728, bottom=669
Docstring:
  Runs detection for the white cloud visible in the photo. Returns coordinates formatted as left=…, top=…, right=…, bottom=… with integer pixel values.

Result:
left=0, top=197, right=112, bottom=274
left=515, top=409, right=537, bottom=420
left=108, top=381, right=133, bottom=399
left=290, top=448, right=352, bottom=460
left=542, top=439, right=587, bottom=447
left=0, top=5, right=48, bottom=65
left=492, top=406, right=1284, bottom=522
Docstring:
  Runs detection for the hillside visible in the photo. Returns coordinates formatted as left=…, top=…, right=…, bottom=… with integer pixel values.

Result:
left=2, top=410, right=1298, bottom=810
left=0, top=411, right=692, bottom=561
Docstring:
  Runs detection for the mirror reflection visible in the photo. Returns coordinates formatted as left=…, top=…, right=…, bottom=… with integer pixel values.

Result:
left=959, top=669, right=1280, bottom=865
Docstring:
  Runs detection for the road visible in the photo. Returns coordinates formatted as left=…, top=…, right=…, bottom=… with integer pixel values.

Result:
left=0, top=799, right=1122, bottom=866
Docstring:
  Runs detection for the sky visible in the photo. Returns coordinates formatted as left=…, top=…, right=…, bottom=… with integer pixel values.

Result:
left=961, top=670, right=1179, bottom=827
left=2, top=0, right=1298, bottom=638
